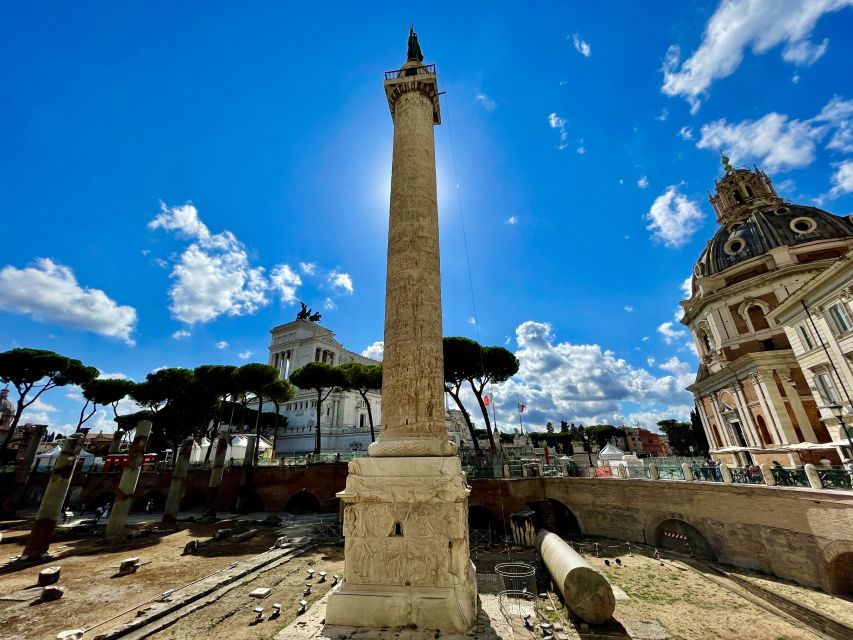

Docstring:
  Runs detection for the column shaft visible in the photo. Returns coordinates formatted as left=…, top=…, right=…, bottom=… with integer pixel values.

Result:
left=162, top=437, right=194, bottom=524
left=23, top=433, right=84, bottom=557
left=105, top=420, right=152, bottom=537
left=204, top=427, right=230, bottom=517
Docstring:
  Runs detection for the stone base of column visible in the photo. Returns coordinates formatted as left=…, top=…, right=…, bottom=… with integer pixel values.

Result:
left=325, top=455, right=477, bottom=633
left=367, top=435, right=457, bottom=457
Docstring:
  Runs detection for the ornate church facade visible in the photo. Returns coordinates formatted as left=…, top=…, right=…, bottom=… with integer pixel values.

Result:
left=682, top=159, right=853, bottom=466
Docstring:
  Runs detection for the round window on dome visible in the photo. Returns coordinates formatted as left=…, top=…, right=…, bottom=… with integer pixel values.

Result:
left=790, top=217, right=816, bottom=234
left=724, top=239, right=746, bottom=255
left=775, top=207, right=789, bottom=214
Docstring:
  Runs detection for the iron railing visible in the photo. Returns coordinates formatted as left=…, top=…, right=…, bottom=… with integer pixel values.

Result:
left=771, top=467, right=809, bottom=487
left=690, top=465, right=723, bottom=482
left=384, top=64, right=436, bottom=81
left=657, top=465, right=685, bottom=480
left=627, top=466, right=650, bottom=479
left=729, top=467, right=764, bottom=484
left=816, top=467, right=853, bottom=489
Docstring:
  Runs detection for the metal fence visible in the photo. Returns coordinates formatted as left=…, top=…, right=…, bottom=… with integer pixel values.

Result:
left=656, top=465, right=685, bottom=481
left=771, top=467, right=809, bottom=487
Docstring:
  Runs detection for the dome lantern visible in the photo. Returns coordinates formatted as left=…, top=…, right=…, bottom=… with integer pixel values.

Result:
left=709, top=158, right=781, bottom=226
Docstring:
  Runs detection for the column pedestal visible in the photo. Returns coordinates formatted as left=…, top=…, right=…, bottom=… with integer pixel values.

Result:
left=325, top=455, right=477, bottom=633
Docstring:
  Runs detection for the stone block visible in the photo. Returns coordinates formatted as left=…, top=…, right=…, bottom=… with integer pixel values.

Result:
left=249, top=587, right=272, bottom=599
left=38, top=566, right=61, bottom=586
left=41, top=586, right=64, bottom=602
left=118, top=558, right=140, bottom=575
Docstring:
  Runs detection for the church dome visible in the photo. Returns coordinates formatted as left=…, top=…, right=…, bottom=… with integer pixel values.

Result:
left=695, top=202, right=853, bottom=277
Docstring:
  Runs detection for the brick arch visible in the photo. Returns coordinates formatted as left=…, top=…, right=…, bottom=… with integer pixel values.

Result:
left=643, top=512, right=717, bottom=560
left=820, top=540, right=853, bottom=596
left=284, top=490, right=321, bottom=514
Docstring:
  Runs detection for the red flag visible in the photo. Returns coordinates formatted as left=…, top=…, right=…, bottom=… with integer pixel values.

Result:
left=519, top=403, right=526, bottom=413
left=483, top=395, right=490, bottom=407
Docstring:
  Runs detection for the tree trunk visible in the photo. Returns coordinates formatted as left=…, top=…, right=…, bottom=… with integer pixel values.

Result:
left=75, top=400, right=96, bottom=433
left=253, top=395, right=263, bottom=466
left=447, top=388, right=481, bottom=453
left=272, top=402, right=281, bottom=461
left=469, top=380, right=497, bottom=454
left=360, top=390, right=376, bottom=443
left=314, top=390, right=322, bottom=454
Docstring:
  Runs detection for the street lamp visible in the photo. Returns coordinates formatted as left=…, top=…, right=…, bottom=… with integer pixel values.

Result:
left=828, top=402, right=853, bottom=456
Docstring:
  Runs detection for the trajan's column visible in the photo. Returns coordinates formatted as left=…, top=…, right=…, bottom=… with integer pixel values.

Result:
left=325, top=28, right=477, bottom=632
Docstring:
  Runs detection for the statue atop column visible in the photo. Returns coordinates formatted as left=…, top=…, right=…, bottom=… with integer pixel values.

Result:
left=407, top=24, right=423, bottom=62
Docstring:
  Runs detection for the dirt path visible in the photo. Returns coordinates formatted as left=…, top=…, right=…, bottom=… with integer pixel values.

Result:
left=0, top=521, right=284, bottom=640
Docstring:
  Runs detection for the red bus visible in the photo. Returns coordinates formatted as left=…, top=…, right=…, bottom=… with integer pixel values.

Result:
left=103, top=453, right=158, bottom=472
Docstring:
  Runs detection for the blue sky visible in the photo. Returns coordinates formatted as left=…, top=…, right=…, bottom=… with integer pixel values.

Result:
left=2, top=1, right=852, bottom=434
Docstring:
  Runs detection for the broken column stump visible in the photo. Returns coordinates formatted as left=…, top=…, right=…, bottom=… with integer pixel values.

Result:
left=38, top=566, right=61, bottom=586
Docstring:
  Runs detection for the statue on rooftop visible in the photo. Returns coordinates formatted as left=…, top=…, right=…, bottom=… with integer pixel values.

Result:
left=296, top=302, right=310, bottom=320
left=407, top=24, right=423, bottom=62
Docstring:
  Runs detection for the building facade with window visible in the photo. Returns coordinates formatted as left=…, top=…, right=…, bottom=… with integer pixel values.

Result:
left=261, top=319, right=383, bottom=454
left=767, top=248, right=853, bottom=458
left=682, top=159, right=853, bottom=465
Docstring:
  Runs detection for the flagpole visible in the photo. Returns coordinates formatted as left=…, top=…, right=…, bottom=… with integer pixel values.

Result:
left=516, top=393, right=525, bottom=435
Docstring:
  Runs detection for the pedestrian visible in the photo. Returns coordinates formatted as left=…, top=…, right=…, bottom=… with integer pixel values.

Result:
left=95, top=506, right=103, bottom=521
left=146, top=500, right=154, bottom=514
left=62, top=509, right=68, bottom=523
left=103, top=502, right=111, bottom=519
left=80, top=502, right=86, bottom=515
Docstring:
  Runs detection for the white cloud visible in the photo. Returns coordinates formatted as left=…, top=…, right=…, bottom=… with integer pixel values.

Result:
left=637, top=176, right=649, bottom=189
left=661, top=0, right=851, bottom=112
left=172, top=329, right=191, bottom=340
left=468, top=317, right=477, bottom=326
left=487, top=321, right=693, bottom=428
left=571, top=33, right=591, bottom=57
left=646, top=356, right=656, bottom=367
left=154, top=258, right=169, bottom=269
left=215, top=340, right=229, bottom=349
left=506, top=216, right=519, bottom=225
left=624, top=305, right=634, bottom=313
left=642, top=336, right=650, bottom=342
left=697, top=112, right=819, bottom=172
left=658, top=321, right=686, bottom=345
left=576, top=144, right=586, bottom=155
left=644, top=186, right=705, bottom=248
left=299, top=262, right=317, bottom=275
left=151, top=202, right=271, bottom=325
left=678, top=126, right=694, bottom=140
left=323, top=297, right=336, bottom=311
left=618, top=179, right=624, bottom=185
left=829, top=159, right=853, bottom=197
left=696, top=96, right=853, bottom=172
left=361, top=341, right=384, bottom=361
left=270, top=264, right=302, bottom=304
left=656, top=108, right=669, bottom=122
left=167, top=243, right=268, bottom=324
left=818, top=96, right=853, bottom=152
left=681, top=276, right=693, bottom=298
left=792, top=73, right=801, bottom=84
left=328, top=269, right=354, bottom=294
left=0, top=258, right=137, bottom=344
left=659, top=356, right=692, bottom=376
left=476, top=93, right=497, bottom=111
left=238, top=350, right=253, bottom=360
left=548, top=113, right=569, bottom=150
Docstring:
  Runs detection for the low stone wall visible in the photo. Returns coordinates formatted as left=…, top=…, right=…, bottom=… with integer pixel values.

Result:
left=468, top=477, right=853, bottom=595
left=19, top=462, right=349, bottom=514
left=13, top=465, right=853, bottom=595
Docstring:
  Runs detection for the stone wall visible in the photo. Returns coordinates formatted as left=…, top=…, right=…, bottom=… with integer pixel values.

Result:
left=468, top=477, right=853, bottom=595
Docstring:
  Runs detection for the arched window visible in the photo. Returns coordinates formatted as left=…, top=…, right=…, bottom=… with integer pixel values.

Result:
left=747, top=305, right=769, bottom=331
left=700, top=332, right=713, bottom=353
left=756, top=414, right=772, bottom=446
left=733, top=190, right=745, bottom=204
left=745, top=185, right=754, bottom=198
left=709, top=423, right=722, bottom=448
